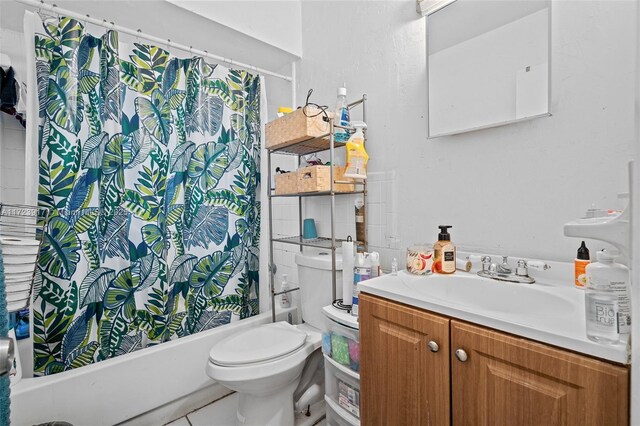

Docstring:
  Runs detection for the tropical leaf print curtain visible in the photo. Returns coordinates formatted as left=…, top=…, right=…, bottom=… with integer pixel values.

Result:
left=31, top=15, right=261, bottom=376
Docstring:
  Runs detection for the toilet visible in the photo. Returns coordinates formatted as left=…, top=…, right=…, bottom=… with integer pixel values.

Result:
left=206, top=251, right=343, bottom=426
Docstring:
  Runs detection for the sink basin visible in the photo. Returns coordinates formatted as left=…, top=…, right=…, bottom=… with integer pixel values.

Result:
left=402, top=273, right=577, bottom=318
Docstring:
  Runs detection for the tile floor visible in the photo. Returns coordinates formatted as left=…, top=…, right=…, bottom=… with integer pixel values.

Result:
left=165, top=393, right=327, bottom=426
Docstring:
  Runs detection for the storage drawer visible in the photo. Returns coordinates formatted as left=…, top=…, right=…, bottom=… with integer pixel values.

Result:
left=274, top=172, right=298, bottom=195
left=266, top=106, right=330, bottom=150
left=298, top=166, right=355, bottom=193
left=322, top=316, right=360, bottom=373
left=325, top=396, right=360, bottom=426
left=325, top=354, right=361, bottom=419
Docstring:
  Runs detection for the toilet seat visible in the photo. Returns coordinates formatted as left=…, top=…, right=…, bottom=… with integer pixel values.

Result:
left=209, top=322, right=308, bottom=367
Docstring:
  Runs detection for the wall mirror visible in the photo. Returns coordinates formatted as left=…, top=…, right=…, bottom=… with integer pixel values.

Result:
left=427, top=0, right=551, bottom=138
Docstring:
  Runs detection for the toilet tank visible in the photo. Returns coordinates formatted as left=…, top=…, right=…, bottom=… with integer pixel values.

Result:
left=295, top=251, right=343, bottom=330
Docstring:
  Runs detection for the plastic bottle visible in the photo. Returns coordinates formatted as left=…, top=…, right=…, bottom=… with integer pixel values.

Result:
left=280, top=274, right=291, bottom=308
left=334, top=87, right=350, bottom=143
left=391, top=258, right=398, bottom=276
left=343, top=121, right=369, bottom=179
left=574, top=241, right=590, bottom=289
left=584, top=250, right=630, bottom=344
left=433, top=225, right=456, bottom=274
left=352, top=253, right=371, bottom=317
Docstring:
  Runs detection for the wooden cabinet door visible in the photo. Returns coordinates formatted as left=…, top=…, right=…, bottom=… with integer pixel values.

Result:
left=451, top=320, right=629, bottom=426
left=360, top=294, right=450, bottom=426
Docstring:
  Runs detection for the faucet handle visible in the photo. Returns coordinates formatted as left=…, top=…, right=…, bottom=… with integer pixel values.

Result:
left=481, top=256, right=492, bottom=271
left=516, top=259, right=528, bottom=277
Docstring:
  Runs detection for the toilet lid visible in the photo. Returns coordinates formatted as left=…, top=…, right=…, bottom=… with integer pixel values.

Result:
left=208, top=322, right=307, bottom=367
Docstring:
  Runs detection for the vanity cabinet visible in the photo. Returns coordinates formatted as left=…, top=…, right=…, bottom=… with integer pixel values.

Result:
left=360, top=294, right=630, bottom=426
left=451, top=320, right=629, bottom=426
left=360, top=293, right=450, bottom=425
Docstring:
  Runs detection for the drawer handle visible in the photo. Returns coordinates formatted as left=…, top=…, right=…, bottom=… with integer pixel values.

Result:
left=455, top=348, right=468, bottom=362
left=303, top=173, right=311, bottom=179
left=427, top=340, right=439, bottom=353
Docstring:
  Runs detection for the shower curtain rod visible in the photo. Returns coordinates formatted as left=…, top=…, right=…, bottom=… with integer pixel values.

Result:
left=12, top=0, right=294, bottom=82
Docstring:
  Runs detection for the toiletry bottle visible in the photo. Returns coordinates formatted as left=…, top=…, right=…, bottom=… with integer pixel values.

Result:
left=280, top=274, right=291, bottom=308
left=585, top=250, right=631, bottom=341
left=391, top=258, right=398, bottom=276
left=574, top=241, right=590, bottom=288
left=433, top=225, right=456, bottom=274
left=344, top=121, right=369, bottom=179
left=352, top=253, right=371, bottom=317
left=334, top=87, right=350, bottom=142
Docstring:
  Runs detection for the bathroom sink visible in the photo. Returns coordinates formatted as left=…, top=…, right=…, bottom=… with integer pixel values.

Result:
left=358, top=270, right=629, bottom=365
left=400, top=273, right=577, bottom=319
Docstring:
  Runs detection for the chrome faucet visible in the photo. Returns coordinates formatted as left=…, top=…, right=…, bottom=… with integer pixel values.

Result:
left=477, top=256, right=549, bottom=284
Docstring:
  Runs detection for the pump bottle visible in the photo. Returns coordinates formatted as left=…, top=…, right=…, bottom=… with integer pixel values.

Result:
left=433, top=225, right=456, bottom=274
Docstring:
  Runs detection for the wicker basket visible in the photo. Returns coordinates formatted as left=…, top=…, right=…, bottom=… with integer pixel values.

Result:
left=266, top=106, right=330, bottom=150
left=274, top=172, right=299, bottom=195
left=297, top=166, right=355, bottom=193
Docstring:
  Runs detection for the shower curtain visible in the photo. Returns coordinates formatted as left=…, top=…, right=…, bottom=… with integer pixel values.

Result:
left=30, top=14, right=261, bottom=376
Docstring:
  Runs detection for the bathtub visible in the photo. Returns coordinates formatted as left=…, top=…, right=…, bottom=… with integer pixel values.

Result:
left=10, top=308, right=295, bottom=425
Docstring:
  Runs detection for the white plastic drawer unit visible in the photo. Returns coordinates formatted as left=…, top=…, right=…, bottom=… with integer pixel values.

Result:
left=322, top=305, right=360, bottom=373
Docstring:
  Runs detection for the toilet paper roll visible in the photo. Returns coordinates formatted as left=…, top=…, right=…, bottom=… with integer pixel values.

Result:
left=342, top=240, right=355, bottom=306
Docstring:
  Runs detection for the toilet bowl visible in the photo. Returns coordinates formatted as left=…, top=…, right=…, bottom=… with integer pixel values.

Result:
left=206, top=322, right=322, bottom=425
left=206, top=251, right=342, bottom=426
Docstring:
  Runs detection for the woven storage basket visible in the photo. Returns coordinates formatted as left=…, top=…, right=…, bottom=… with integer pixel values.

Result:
left=297, top=166, right=355, bottom=193
left=274, top=172, right=299, bottom=195
left=266, top=106, right=330, bottom=150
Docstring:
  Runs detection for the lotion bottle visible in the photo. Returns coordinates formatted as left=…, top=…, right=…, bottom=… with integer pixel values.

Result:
left=433, top=225, right=456, bottom=274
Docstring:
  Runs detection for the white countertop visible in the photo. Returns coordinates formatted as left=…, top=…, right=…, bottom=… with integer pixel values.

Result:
left=359, top=270, right=629, bottom=365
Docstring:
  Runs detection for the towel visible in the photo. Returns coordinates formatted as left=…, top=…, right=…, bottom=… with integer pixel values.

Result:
left=0, top=245, right=11, bottom=425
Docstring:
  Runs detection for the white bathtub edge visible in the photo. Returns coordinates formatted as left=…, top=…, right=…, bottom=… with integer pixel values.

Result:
left=11, top=308, right=295, bottom=425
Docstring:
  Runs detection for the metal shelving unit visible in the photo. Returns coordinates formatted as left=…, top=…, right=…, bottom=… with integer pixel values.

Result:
left=267, top=95, right=368, bottom=322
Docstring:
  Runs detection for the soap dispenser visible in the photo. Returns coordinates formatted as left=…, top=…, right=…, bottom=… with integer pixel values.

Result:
left=433, top=225, right=456, bottom=274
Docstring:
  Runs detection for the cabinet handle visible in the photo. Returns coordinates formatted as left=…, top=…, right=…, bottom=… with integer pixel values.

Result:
left=427, top=340, right=439, bottom=352
left=455, top=348, right=468, bottom=362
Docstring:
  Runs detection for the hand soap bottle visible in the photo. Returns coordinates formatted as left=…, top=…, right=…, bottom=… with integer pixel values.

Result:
left=433, top=225, right=456, bottom=274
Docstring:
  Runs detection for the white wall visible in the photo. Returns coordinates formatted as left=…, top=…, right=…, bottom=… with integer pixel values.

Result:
left=296, top=0, right=637, bottom=269
left=0, top=29, right=27, bottom=205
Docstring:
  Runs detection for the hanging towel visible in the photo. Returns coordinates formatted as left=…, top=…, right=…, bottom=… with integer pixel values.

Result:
left=0, top=245, right=11, bottom=425
left=0, top=66, right=26, bottom=128
left=0, top=67, right=18, bottom=108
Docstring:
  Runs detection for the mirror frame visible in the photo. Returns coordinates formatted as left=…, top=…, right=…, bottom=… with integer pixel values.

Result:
left=426, top=0, right=552, bottom=138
